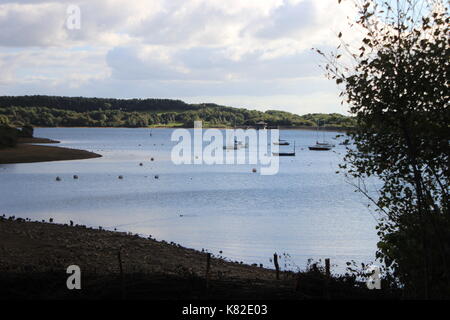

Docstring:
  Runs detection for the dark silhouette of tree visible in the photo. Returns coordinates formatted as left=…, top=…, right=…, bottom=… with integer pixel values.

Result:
left=18, top=125, right=34, bottom=138
left=0, top=125, right=18, bottom=148
left=321, top=0, right=449, bottom=298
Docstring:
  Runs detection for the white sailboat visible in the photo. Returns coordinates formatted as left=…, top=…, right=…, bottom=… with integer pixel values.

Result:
left=309, top=122, right=334, bottom=151
left=223, top=138, right=248, bottom=150
left=274, top=139, right=290, bottom=146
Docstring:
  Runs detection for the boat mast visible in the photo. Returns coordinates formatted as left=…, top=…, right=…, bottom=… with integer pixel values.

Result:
left=322, top=120, right=325, bottom=142
left=316, top=120, right=320, bottom=143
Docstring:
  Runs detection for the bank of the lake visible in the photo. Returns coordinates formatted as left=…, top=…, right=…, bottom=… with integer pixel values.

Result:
left=0, top=137, right=101, bottom=164
left=0, top=217, right=395, bottom=300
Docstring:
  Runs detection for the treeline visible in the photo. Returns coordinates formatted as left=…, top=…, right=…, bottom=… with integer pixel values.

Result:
left=0, top=95, right=194, bottom=113
left=0, top=96, right=355, bottom=128
left=0, top=125, right=33, bottom=148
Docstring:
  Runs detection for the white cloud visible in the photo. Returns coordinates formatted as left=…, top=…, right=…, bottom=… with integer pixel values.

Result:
left=0, top=0, right=359, bottom=114
left=0, top=3, right=67, bottom=47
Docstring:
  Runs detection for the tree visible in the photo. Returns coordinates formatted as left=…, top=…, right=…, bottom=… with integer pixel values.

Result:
left=0, top=114, right=9, bottom=126
left=18, top=125, right=34, bottom=138
left=0, top=125, right=18, bottom=148
left=321, top=0, right=449, bottom=298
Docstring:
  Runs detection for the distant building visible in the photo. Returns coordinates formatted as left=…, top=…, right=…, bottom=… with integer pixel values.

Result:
left=255, top=121, right=267, bottom=130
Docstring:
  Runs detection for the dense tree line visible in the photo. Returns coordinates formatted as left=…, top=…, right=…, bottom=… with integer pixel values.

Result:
left=0, top=96, right=355, bottom=128
left=0, top=95, right=193, bottom=113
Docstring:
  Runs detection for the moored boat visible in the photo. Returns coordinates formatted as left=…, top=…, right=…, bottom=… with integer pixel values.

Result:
left=273, top=141, right=296, bottom=156
left=309, top=121, right=335, bottom=151
left=274, top=139, right=290, bottom=146
left=308, top=144, right=332, bottom=151
left=223, top=138, right=248, bottom=150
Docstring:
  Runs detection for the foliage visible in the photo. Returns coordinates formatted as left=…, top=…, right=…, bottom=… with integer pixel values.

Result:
left=18, top=125, right=34, bottom=138
left=323, top=0, right=449, bottom=298
left=0, top=95, right=191, bottom=113
left=0, top=125, right=18, bottom=148
left=0, top=97, right=355, bottom=128
left=0, top=114, right=9, bottom=126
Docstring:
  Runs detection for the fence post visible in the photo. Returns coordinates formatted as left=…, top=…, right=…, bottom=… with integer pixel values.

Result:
left=325, top=258, right=331, bottom=277
left=118, top=248, right=125, bottom=299
left=324, top=258, right=331, bottom=299
left=273, top=253, right=280, bottom=280
left=206, top=253, right=211, bottom=289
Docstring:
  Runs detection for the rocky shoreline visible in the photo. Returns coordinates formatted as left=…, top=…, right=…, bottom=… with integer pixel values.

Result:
left=0, top=217, right=396, bottom=300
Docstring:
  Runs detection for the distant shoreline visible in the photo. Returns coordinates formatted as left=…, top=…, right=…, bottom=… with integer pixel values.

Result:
left=0, top=137, right=101, bottom=164
left=32, top=126, right=351, bottom=132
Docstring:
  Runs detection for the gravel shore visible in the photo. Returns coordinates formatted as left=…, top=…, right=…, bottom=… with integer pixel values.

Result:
left=0, top=217, right=394, bottom=300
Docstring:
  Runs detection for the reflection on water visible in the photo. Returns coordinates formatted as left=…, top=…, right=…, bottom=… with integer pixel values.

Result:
left=0, top=128, right=380, bottom=272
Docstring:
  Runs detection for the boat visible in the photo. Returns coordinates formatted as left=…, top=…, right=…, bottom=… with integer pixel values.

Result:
left=224, top=119, right=249, bottom=150
left=308, top=141, right=334, bottom=150
left=316, top=141, right=335, bottom=147
left=223, top=138, right=248, bottom=150
left=273, top=126, right=290, bottom=145
left=274, top=139, right=290, bottom=146
left=273, top=142, right=296, bottom=156
left=309, top=122, right=335, bottom=151
left=308, top=144, right=332, bottom=151
left=273, top=151, right=296, bottom=156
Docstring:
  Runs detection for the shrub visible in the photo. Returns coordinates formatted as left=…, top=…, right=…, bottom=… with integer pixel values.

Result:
left=0, top=125, right=18, bottom=148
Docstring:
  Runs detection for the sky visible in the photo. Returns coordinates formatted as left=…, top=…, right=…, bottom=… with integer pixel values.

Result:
left=0, top=0, right=360, bottom=115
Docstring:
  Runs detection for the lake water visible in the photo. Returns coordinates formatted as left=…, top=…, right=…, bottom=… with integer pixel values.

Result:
left=0, top=128, right=381, bottom=273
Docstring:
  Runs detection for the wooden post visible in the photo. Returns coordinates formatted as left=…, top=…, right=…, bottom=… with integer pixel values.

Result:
left=324, top=258, right=331, bottom=299
left=325, top=258, right=331, bottom=277
left=117, top=249, right=125, bottom=299
left=273, top=253, right=280, bottom=280
left=206, top=253, right=211, bottom=289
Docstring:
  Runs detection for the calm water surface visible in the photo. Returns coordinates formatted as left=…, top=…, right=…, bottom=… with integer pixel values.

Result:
left=0, top=128, right=381, bottom=272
